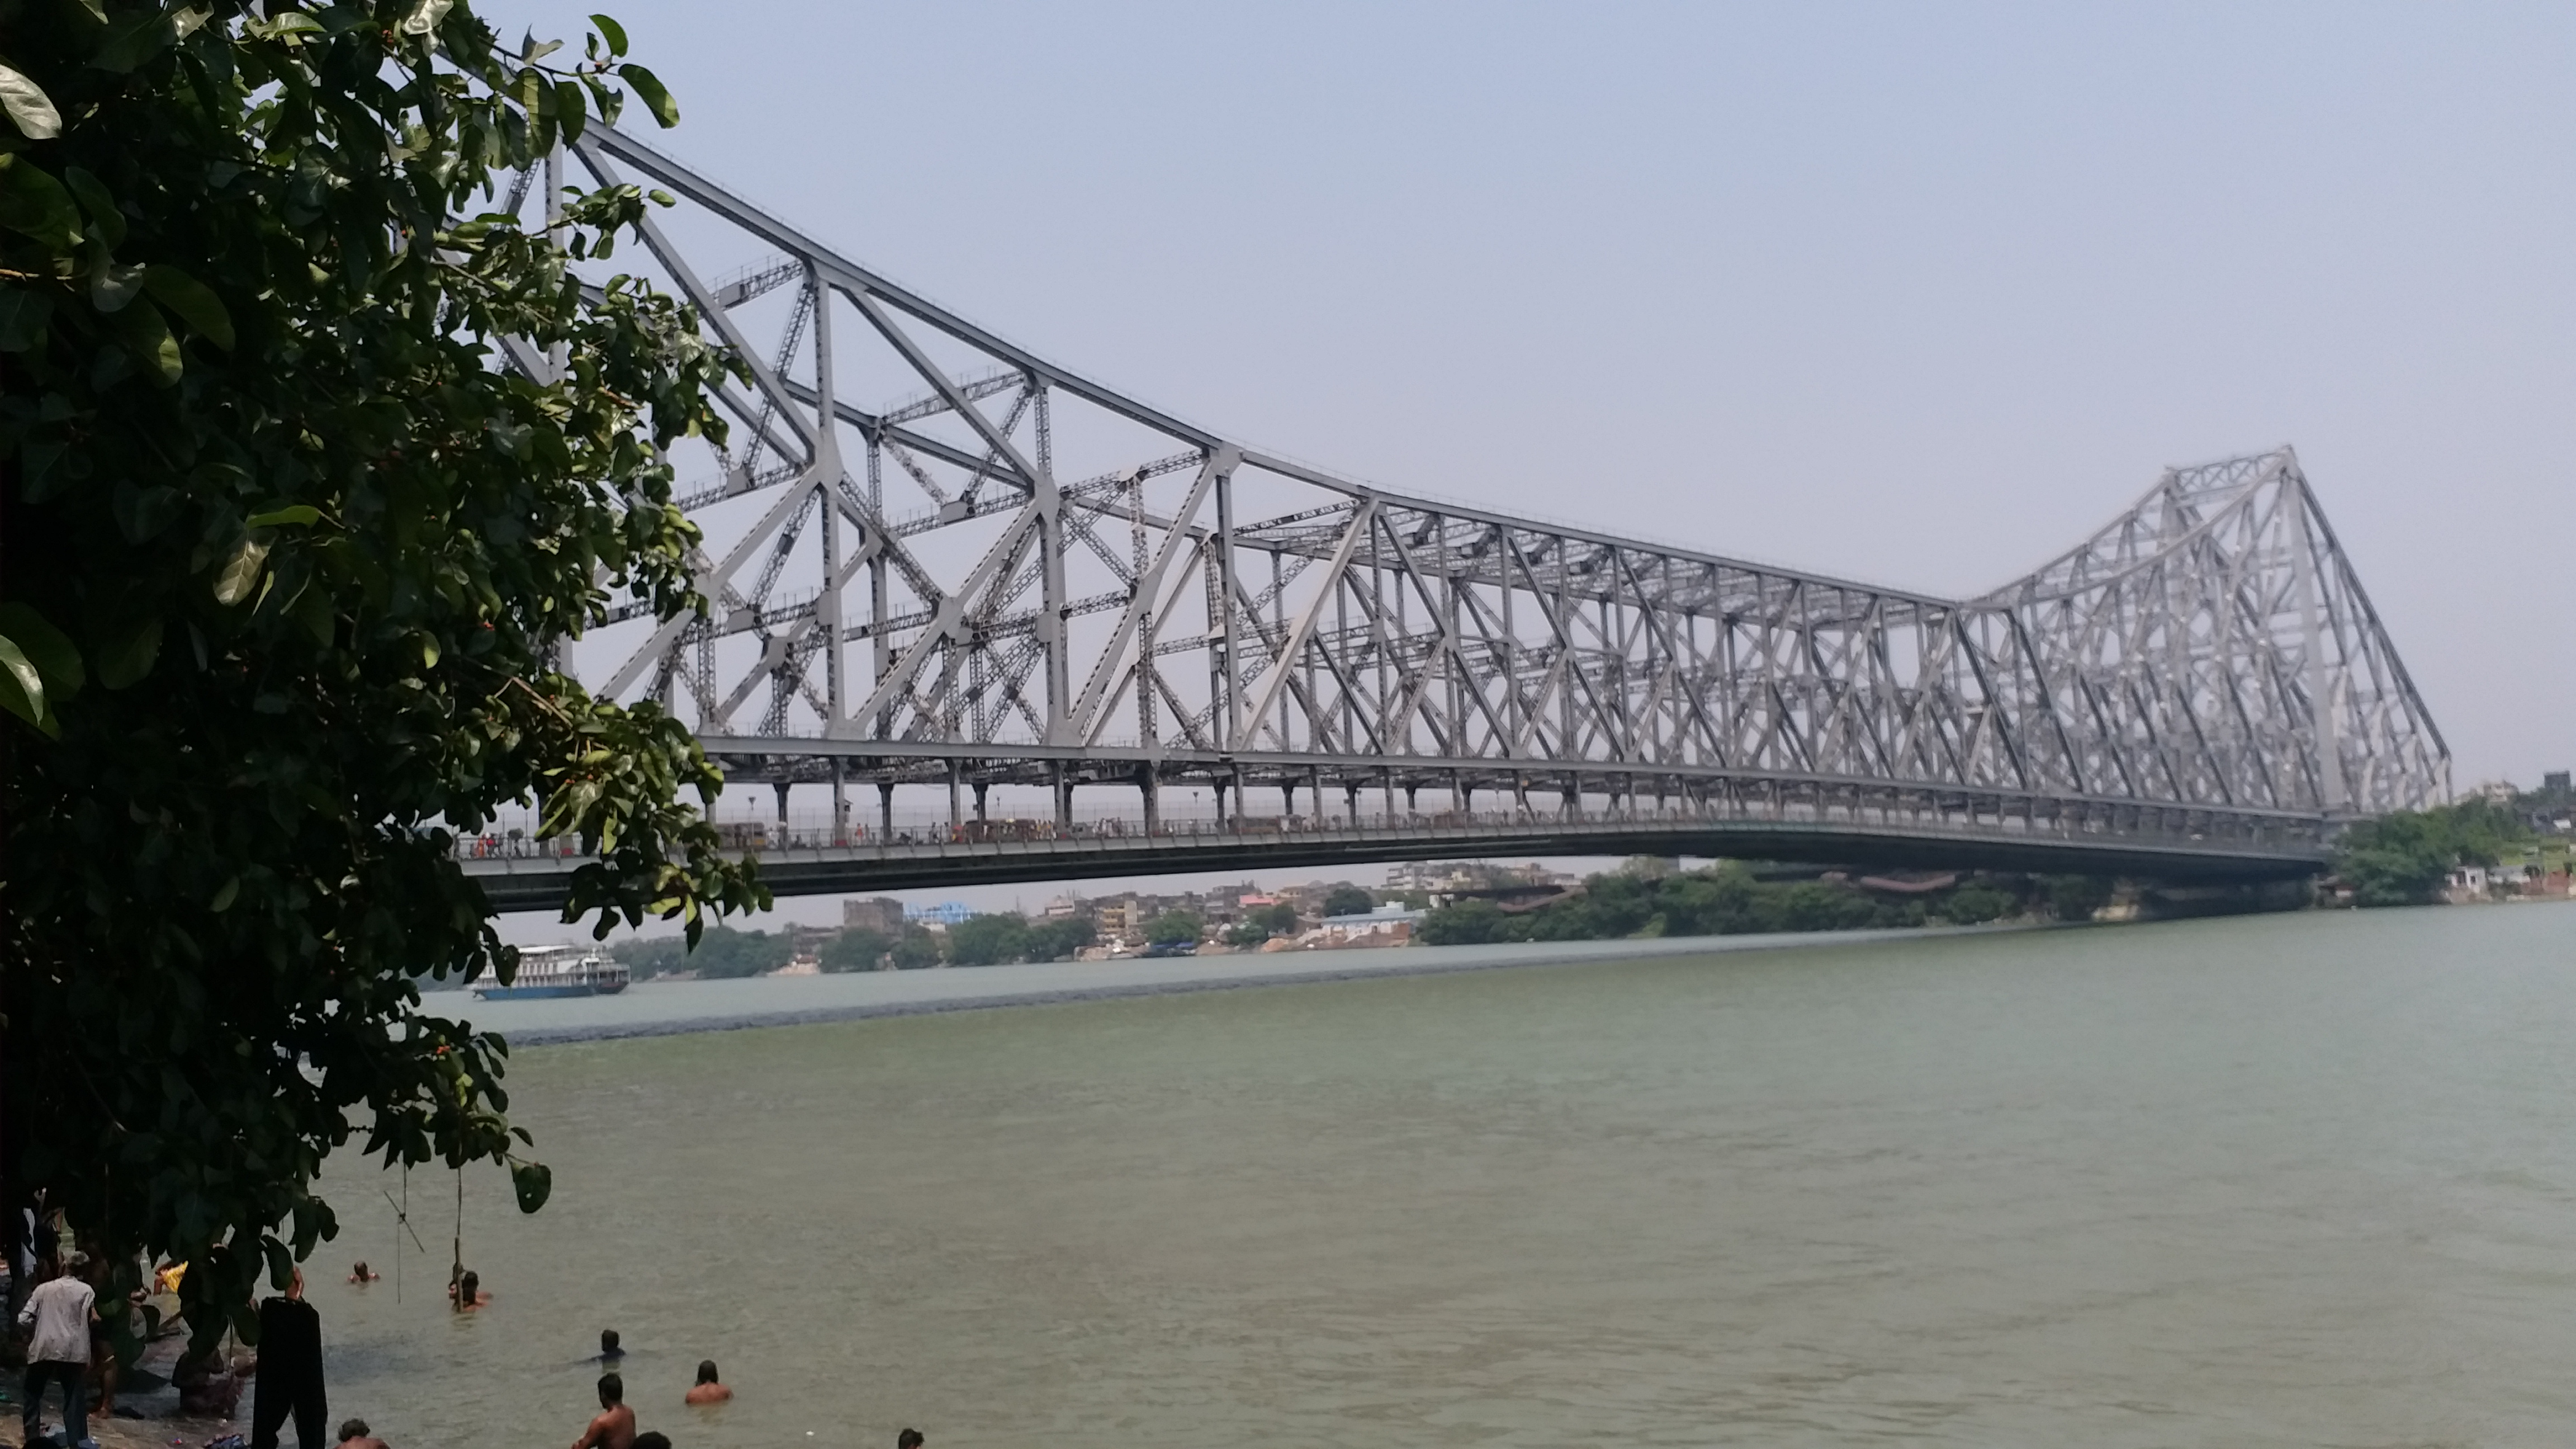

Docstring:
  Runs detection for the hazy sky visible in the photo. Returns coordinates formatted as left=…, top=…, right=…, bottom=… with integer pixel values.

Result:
left=495, top=2, right=2573, bottom=932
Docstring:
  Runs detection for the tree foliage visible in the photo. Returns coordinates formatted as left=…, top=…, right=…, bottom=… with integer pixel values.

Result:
left=1143, top=910, right=1202, bottom=946
left=1319, top=884, right=1376, bottom=919
left=945, top=912, right=1098, bottom=967
left=1415, top=863, right=2034, bottom=945
left=0, top=0, right=761, bottom=1353
left=2334, top=800, right=2529, bottom=906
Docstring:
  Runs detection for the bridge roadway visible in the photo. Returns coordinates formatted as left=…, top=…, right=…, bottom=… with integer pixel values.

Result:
left=461, top=787, right=2331, bottom=914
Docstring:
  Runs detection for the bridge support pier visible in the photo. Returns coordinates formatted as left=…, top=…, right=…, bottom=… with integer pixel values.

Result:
left=878, top=782, right=894, bottom=839
left=1138, top=766, right=1159, bottom=835
left=1054, top=762, right=1073, bottom=830
left=773, top=782, right=790, bottom=839
left=972, top=782, right=988, bottom=824
left=948, top=761, right=963, bottom=830
left=831, top=759, right=847, bottom=843
left=1281, top=779, right=1296, bottom=820
left=1344, top=783, right=1360, bottom=826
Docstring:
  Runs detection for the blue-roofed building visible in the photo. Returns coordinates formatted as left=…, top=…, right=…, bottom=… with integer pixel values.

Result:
left=906, top=901, right=978, bottom=926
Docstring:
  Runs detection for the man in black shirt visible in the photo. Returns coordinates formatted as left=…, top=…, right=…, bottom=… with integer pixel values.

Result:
left=250, top=1268, right=325, bottom=1449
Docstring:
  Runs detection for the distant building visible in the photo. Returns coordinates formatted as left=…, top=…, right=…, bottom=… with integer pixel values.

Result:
left=906, top=901, right=977, bottom=926
left=842, top=896, right=905, bottom=934
left=2545, top=770, right=2571, bottom=794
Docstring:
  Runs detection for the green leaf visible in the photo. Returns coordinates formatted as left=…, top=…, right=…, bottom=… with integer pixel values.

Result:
left=0, top=155, right=81, bottom=250
left=0, top=287, right=51, bottom=351
left=0, top=634, right=50, bottom=733
left=0, top=61, right=63, bottom=140
left=618, top=64, right=677, bottom=127
left=91, top=259, right=146, bottom=313
left=246, top=504, right=323, bottom=529
left=210, top=877, right=238, bottom=912
left=89, top=11, right=178, bottom=73
left=63, top=167, right=124, bottom=248
left=554, top=79, right=586, bottom=144
left=108, top=296, right=182, bottom=384
left=94, top=613, right=162, bottom=690
left=213, top=537, right=268, bottom=606
left=0, top=602, right=85, bottom=699
left=589, top=14, right=628, bottom=56
left=144, top=264, right=233, bottom=348
left=510, top=1159, right=552, bottom=1214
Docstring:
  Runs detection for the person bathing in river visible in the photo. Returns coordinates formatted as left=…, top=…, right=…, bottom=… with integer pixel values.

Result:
left=570, top=1372, right=636, bottom=1449
left=684, top=1360, right=731, bottom=1405
left=448, top=1270, right=490, bottom=1311
left=347, top=1262, right=379, bottom=1284
left=337, top=1418, right=390, bottom=1449
left=598, top=1328, right=624, bottom=1362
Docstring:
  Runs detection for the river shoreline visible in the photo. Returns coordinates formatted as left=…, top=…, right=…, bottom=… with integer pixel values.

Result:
left=468, top=923, right=2028, bottom=1045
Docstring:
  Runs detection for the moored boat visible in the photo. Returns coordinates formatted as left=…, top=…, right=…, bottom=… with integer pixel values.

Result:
left=473, top=943, right=630, bottom=1000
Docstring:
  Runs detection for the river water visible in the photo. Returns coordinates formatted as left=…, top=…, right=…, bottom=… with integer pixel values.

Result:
left=314, top=903, right=2576, bottom=1447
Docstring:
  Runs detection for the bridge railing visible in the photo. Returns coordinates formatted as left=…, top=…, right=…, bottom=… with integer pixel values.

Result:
left=447, top=788, right=2334, bottom=866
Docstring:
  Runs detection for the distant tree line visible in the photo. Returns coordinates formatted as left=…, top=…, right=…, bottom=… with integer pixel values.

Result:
left=2332, top=799, right=2531, bottom=906
left=608, top=913, right=1097, bottom=975
left=1417, top=862, right=2110, bottom=946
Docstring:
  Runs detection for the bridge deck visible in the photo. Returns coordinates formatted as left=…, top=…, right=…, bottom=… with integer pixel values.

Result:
left=462, top=803, right=2329, bottom=913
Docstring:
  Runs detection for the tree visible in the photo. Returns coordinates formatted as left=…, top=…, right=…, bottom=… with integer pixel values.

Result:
left=818, top=927, right=892, bottom=973
left=2334, top=802, right=2531, bottom=906
left=1143, top=910, right=1202, bottom=946
left=1022, top=916, right=1097, bottom=962
left=889, top=926, right=942, bottom=971
left=0, top=1, right=760, bottom=1354
left=1417, top=898, right=1513, bottom=946
left=2045, top=875, right=2115, bottom=922
left=946, top=912, right=1029, bottom=967
left=1222, top=901, right=1298, bottom=948
left=1320, top=884, right=1376, bottom=918
left=1934, top=882, right=2019, bottom=925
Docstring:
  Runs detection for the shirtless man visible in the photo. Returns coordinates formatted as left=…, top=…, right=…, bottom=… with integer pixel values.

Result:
left=684, top=1360, right=732, bottom=1406
left=337, top=1418, right=391, bottom=1449
left=570, top=1373, right=636, bottom=1449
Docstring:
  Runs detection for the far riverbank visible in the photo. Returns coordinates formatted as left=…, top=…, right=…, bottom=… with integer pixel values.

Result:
left=454, top=924, right=2023, bottom=1045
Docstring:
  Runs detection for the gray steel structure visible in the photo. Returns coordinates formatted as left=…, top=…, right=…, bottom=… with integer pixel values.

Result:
left=485, top=127, right=2449, bottom=903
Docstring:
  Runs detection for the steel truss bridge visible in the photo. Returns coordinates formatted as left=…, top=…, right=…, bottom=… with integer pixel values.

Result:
left=463, top=126, right=2449, bottom=911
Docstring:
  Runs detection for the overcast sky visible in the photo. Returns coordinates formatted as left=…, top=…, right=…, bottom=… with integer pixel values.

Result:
left=496, top=2, right=2572, bottom=936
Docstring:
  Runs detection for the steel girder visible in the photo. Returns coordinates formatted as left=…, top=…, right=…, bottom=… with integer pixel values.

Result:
left=517, top=127, right=2448, bottom=826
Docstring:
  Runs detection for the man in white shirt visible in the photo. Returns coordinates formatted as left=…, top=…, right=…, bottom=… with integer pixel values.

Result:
left=16, top=1252, right=98, bottom=1449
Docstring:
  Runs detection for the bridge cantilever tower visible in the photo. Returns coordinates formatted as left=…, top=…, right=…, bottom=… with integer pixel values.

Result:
left=467, top=126, right=2448, bottom=905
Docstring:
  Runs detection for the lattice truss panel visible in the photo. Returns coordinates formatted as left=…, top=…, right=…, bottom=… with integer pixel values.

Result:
left=518, top=128, right=2448, bottom=816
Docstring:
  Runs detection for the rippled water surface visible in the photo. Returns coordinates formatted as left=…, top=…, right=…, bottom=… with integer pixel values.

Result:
left=316, top=905, right=2576, bottom=1447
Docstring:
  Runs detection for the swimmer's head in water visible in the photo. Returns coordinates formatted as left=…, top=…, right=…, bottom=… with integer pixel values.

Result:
left=634, top=1434, right=671, bottom=1449
left=457, top=1270, right=479, bottom=1301
left=899, top=1432, right=924, bottom=1449
left=696, top=1360, right=719, bottom=1385
left=598, top=1372, right=624, bottom=1406
left=601, top=1329, right=621, bottom=1354
left=337, top=1420, right=369, bottom=1443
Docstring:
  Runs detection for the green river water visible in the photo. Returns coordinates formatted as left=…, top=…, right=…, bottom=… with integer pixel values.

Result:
left=312, top=903, right=2576, bottom=1446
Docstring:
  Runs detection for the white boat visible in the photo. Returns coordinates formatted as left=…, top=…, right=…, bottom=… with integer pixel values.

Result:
left=472, top=943, right=630, bottom=1000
